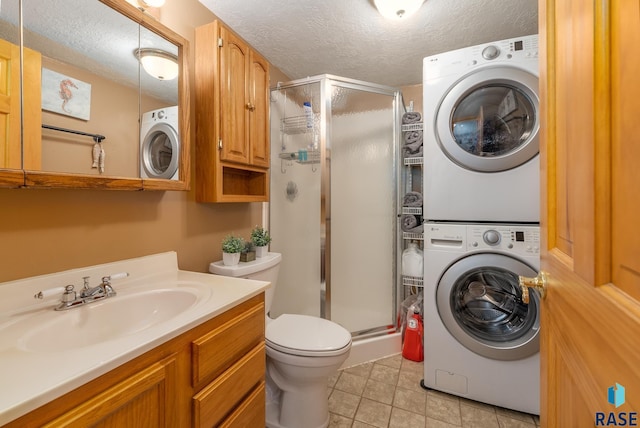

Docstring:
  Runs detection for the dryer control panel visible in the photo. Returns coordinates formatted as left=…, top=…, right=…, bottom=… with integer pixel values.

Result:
left=426, top=223, right=540, bottom=256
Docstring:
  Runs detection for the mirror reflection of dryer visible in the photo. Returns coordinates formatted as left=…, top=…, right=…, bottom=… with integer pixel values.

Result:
left=423, top=35, right=540, bottom=222
left=423, top=222, right=540, bottom=415
left=140, top=106, right=179, bottom=180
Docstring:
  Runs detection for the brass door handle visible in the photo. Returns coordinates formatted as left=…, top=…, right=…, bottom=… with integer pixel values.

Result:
left=246, top=102, right=255, bottom=111
left=518, top=271, right=548, bottom=304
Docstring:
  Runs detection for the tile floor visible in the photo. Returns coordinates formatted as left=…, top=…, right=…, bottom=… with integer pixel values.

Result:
left=328, top=354, right=540, bottom=428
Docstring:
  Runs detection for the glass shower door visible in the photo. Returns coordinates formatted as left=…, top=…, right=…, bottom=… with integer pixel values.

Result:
left=269, top=75, right=399, bottom=338
left=328, top=84, right=397, bottom=334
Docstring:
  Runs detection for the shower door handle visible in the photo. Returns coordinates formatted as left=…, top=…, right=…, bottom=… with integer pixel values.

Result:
left=518, top=271, right=548, bottom=304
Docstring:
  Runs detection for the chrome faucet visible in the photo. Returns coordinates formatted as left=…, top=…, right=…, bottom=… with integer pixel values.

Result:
left=34, top=272, right=129, bottom=311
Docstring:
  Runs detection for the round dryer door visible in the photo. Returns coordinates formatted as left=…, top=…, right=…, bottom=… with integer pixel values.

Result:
left=435, top=66, right=539, bottom=172
left=141, top=122, right=179, bottom=179
left=436, top=252, right=540, bottom=361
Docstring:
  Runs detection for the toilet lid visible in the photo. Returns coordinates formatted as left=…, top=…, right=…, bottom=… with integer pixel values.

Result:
left=266, top=314, right=352, bottom=357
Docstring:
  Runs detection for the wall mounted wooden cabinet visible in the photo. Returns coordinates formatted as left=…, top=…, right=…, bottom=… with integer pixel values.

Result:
left=195, top=20, right=270, bottom=203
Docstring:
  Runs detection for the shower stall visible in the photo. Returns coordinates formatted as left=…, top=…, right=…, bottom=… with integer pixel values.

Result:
left=269, top=75, right=402, bottom=341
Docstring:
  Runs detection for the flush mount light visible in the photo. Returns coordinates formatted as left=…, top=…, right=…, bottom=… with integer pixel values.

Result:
left=134, top=48, right=178, bottom=81
left=374, top=0, right=425, bottom=19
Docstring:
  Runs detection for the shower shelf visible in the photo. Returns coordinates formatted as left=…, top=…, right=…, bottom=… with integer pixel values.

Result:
left=280, top=115, right=317, bottom=134
left=401, top=122, right=423, bottom=132
left=402, top=276, right=424, bottom=287
left=278, top=149, right=320, bottom=164
left=402, top=206, right=422, bottom=215
left=403, top=231, right=424, bottom=241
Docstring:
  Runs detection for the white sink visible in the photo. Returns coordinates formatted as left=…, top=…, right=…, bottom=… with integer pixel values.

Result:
left=14, top=287, right=203, bottom=353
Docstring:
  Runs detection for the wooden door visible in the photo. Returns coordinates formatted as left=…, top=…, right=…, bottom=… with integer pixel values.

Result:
left=539, top=0, right=640, bottom=425
left=248, top=50, right=270, bottom=168
left=219, top=25, right=250, bottom=165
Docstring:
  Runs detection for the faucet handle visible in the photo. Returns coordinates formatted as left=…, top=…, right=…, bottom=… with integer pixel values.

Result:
left=101, top=272, right=129, bottom=286
left=34, top=286, right=66, bottom=300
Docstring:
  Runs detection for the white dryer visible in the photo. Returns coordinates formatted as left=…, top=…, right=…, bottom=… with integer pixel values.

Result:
left=423, top=35, right=540, bottom=222
left=140, top=106, right=180, bottom=180
left=423, top=222, right=540, bottom=415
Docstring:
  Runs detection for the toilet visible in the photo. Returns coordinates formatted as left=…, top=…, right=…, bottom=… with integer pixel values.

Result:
left=209, top=252, right=352, bottom=428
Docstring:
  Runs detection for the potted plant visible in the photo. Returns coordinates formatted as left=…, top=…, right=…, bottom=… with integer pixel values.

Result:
left=250, top=226, right=272, bottom=258
left=221, top=234, right=245, bottom=266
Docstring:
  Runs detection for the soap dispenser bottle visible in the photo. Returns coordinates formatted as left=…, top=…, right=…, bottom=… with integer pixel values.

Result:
left=402, top=241, right=423, bottom=278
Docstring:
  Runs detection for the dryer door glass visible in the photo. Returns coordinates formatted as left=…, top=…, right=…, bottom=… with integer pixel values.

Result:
left=435, top=67, right=539, bottom=172
left=148, top=133, right=173, bottom=173
left=451, top=85, right=535, bottom=157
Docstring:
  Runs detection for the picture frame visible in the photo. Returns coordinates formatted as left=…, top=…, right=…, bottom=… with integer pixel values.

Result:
left=41, top=68, right=92, bottom=120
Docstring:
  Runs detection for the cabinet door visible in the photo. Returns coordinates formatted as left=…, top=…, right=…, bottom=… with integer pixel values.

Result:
left=42, top=356, right=178, bottom=428
left=219, top=26, right=250, bottom=165
left=249, top=51, right=270, bottom=168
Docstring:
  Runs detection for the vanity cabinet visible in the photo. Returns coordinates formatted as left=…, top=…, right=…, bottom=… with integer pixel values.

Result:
left=4, top=294, right=266, bottom=428
left=195, top=20, right=270, bottom=203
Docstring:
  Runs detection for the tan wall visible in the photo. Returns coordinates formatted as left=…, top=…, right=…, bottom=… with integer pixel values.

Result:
left=0, top=0, right=271, bottom=283
left=0, top=0, right=422, bottom=284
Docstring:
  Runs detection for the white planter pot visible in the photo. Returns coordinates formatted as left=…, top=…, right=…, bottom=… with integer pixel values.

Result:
left=255, top=246, right=268, bottom=258
left=222, top=252, right=241, bottom=266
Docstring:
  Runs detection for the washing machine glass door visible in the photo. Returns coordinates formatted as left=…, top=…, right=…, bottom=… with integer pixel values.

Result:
left=437, top=253, right=540, bottom=361
left=435, top=66, right=539, bottom=172
left=141, top=122, right=179, bottom=179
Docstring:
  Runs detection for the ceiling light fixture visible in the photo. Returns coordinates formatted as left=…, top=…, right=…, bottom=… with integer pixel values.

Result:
left=374, top=0, right=425, bottom=20
left=134, top=48, right=178, bottom=81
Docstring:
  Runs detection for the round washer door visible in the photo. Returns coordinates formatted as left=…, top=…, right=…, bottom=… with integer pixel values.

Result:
left=436, top=252, right=540, bottom=361
left=141, top=122, right=179, bottom=179
left=435, top=66, right=539, bottom=172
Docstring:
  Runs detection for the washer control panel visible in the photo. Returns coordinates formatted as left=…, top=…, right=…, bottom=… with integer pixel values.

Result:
left=468, top=225, right=540, bottom=255
left=426, top=223, right=540, bottom=256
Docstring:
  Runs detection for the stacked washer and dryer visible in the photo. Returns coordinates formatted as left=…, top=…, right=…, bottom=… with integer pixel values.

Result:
left=421, top=35, right=541, bottom=415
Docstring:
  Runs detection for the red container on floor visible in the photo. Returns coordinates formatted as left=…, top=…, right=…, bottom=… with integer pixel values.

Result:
left=402, top=311, right=424, bottom=362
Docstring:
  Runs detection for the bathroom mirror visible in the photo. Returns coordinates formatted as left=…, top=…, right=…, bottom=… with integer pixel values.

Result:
left=0, top=0, right=25, bottom=186
left=0, top=0, right=189, bottom=190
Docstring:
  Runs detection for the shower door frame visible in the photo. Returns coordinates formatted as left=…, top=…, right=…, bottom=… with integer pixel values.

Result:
left=270, top=74, right=403, bottom=340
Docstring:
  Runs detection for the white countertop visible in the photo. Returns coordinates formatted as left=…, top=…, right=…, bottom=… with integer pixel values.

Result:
left=0, top=252, right=269, bottom=426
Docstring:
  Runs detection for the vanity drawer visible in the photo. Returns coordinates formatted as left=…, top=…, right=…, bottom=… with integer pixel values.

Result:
left=192, top=343, right=265, bottom=428
left=191, top=298, right=264, bottom=387
left=219, top=381, right=266, bottom=428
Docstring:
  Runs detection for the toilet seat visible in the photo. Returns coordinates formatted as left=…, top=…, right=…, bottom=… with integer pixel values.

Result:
left=266, top=314, right=352, bottom=357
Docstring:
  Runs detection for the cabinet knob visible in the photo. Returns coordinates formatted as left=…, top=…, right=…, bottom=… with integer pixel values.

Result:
left=246, top=102, right=255, bottom=111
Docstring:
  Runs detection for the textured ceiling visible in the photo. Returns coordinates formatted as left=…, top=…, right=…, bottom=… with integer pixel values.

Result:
left=0, top=0, right=178, bottom=103
left=198, top=0, right=538, bottom=88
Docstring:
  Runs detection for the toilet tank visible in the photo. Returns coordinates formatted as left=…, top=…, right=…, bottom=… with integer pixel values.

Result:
left=209, top=252, right=281, bottom=314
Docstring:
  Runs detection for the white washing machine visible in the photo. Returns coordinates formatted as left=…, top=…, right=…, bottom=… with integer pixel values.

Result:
left=423, top=35, right=540, bottom=222
left=140, top=105, right=180, bottom=180
left=423, top=222, right=540, bottom=415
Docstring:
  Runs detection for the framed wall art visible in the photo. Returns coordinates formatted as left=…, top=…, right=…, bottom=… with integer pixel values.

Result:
left=41, top=68, right=92, bottom=120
